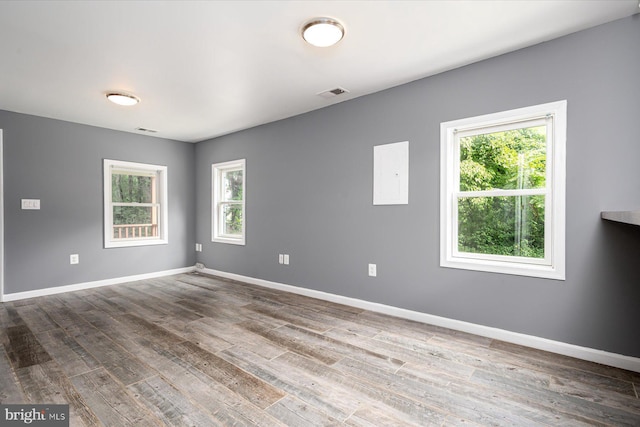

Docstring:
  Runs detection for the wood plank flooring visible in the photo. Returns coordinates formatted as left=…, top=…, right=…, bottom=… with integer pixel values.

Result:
left=1, top=273, right=639, bottom=426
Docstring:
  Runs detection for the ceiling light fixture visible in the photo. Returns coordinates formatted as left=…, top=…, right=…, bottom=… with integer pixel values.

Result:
left=302, top=18, right=344, bottom=47
left=106, top=92, right=140, bottom=106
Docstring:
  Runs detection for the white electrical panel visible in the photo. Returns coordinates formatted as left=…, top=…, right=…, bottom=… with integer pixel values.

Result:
left=373, top=141, right=409, bottom=205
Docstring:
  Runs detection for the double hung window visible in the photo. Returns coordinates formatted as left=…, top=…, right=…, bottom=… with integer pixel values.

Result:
left=212, top=159, right=245, bottom=245
left=104, top=159, right=168, bottom=248
left=440, top=101, right=566, bottom=279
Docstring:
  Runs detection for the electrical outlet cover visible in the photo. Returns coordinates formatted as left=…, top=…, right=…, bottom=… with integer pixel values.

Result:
left=368, top=263, right=377, bottom=277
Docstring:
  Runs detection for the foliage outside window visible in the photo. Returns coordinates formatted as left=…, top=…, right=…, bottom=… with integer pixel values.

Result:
left=212, top=159, right=245, bottom=245
left=440, top=101, right=566, bottom=280
left=104, top=159, right=168, bottom=248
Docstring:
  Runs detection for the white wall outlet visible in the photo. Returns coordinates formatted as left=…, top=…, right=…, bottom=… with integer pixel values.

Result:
left=368, top=263, right=377, bottom=277
left=278, top=254, right=284, bottom=264
left=70, top=254, right=79, bottom=265
left=195, top=243, right=202, bottom=252
left=21, top=199, right=41, bottom=210
left=195, top=262, right=205, bottom=269
left=283, top=254, right=290, bottom=265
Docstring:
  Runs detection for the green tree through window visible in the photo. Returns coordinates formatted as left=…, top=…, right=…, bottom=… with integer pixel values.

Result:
left=457, top=126, right=546, bottom=258
left=112, top=174, right=155, bottom=230
left=222, top=170, right=243, bottom=235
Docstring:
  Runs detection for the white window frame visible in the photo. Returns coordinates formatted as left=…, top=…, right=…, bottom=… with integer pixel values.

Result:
left=440, top=101, right=566, bottom=280
left=212, top=159, right=246, bottom=245
left=104, top=159, right=168, bottom=248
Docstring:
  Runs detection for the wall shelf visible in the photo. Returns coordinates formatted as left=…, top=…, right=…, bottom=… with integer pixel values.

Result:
left=601, top=210, right=640, bottom=226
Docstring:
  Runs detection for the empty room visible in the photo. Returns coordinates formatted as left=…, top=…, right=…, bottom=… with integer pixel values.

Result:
left=1, top=1, right=639, bottom=426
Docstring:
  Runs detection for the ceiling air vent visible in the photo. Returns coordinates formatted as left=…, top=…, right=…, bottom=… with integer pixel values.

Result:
left=135, top=127, right=158, bottom=133
left=317, top=87, right=349, bottom=99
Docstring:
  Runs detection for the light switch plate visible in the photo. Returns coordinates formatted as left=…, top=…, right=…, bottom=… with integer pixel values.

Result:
left=21, top=199, right=41, bottom=210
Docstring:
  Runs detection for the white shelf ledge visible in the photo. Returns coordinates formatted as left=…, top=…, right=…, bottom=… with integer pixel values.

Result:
left=601, top=210, right=640, bottom=226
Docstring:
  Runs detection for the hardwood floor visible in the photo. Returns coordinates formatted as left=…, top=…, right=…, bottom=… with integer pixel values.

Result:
left=1, top=272, right=639, bottom=426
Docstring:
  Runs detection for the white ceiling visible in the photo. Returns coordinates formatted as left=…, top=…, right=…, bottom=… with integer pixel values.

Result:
left=0, top=1, right=637, bottom=143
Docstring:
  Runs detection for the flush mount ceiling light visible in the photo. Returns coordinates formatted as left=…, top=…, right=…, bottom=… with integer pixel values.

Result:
left=302, top=18, right=344, bottom=47
left=106, top=92, right=140, bottom=106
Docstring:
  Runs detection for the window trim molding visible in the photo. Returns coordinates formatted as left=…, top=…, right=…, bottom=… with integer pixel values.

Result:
left=440, top=101, right=567, bottom=280
left=103, top=159, right=168, bottom=249
left=212, top=159, right=246, bottom=245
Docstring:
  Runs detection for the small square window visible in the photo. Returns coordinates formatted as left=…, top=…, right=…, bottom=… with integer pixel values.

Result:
left=212, top=159, right=245, bottom=245
left=104, top=159, right=168, bottom=248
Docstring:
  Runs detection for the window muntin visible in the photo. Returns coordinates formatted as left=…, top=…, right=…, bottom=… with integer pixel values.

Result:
left=104, top=160, right=168, bottom=248
left=212, top=159, right=245, bottom=245
left=441, top=101, right=566, bottom=279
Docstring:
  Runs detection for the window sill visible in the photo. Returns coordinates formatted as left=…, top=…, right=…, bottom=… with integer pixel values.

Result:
left=212, top=237, right=245, bottom=246
left=105, top=238, right=168, bottom=249
left=441, top=257, right=565, bottom=280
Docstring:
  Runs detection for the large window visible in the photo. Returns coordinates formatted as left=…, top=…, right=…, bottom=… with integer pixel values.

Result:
left=104, top=159, right=168, bottom=248
left=212, top=159, right=245, bottom=245
left=440, top=101, right=566, bottom=279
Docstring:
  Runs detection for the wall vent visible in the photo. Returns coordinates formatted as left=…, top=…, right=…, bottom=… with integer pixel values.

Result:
left=135, top=127, right=158, bottom=133
left=317, top=87, right=349, bottom=99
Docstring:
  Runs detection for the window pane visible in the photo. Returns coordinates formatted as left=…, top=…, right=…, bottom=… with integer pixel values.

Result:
left=459, top=126, right=546, bottom=191
left=113, top=206, right=158, bottom=239
left=112, top=174, right=154, bottom=203
left=221, top=203, right=243, bottom=235
left=223, top=170, right=243, bottom=201
left=457, top=195, right=545, bottom=258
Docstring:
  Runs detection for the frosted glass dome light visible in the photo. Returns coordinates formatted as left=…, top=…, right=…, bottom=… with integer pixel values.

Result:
left=106, top=92, right=140, bottom=106
left=302, top=18, right=344, bottom=47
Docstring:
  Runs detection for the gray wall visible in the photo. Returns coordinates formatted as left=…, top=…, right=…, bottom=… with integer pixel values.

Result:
left=0, top=110, right=196, bottom=294
left=195, top=16, right=640, bottom=357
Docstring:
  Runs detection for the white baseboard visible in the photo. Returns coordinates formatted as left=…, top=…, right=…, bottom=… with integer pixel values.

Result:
left=202, top=267, right=640, bottom=373
left=1, top=266, right=195, bottom=302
